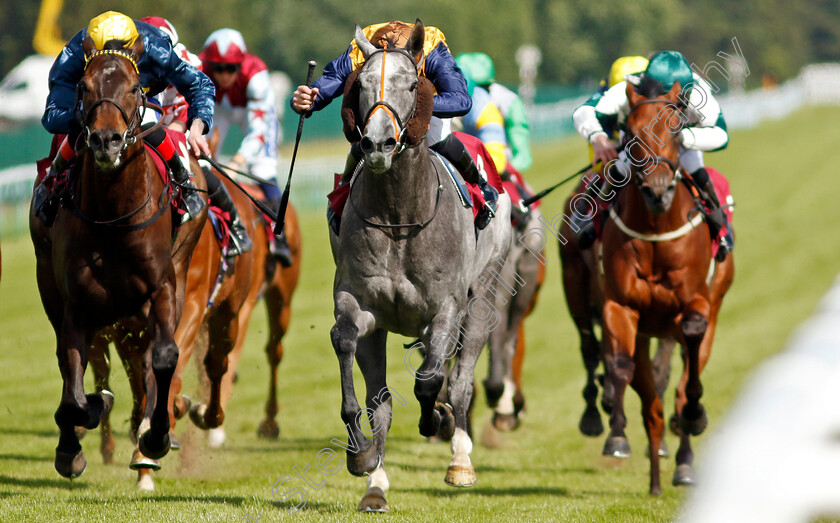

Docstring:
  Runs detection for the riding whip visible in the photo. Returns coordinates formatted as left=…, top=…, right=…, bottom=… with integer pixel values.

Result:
left=522, top=142, right=627, bottom=207
left=274, top=60, right=317, bottom=235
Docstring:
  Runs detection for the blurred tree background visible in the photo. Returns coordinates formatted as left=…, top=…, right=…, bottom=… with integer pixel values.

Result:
left=2, top=0, right=839, bottom=91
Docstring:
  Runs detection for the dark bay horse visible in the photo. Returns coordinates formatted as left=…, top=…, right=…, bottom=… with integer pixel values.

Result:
left=588, top=81, right=734, bottom=494
left=29, top=37, right=207, bottom=478
left=329, top=23, right=511, bottom=511
left=88, top=176, right=301, bottom=489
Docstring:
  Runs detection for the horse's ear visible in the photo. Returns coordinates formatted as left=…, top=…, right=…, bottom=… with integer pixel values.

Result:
left=665, top=81, right=681, bottom=102
left=354, top=25, right=376, bottom=60
left=406, top=19, right=425, bottom=66
left=128, top=34, right=145, bottom=62
left=82, top=35, right=96, bottom=60
left=626, top=81, right=643, bottom=108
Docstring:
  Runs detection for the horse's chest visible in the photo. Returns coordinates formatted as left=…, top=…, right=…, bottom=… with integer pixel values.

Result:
left=60, top=243, right=155, bottom=311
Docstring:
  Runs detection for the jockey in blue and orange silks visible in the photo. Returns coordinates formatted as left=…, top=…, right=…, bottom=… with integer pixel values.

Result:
left=291, top=20, right=499, bottom=230
left=35, top=11, right=215, bottom=228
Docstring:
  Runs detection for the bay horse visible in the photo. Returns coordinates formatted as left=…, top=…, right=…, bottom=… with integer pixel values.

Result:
left=590, top=81, right=734, bottom=494
left=29, top=36, right=207, bottom=478
left=329, top=22, right=511, bottom=512
left=88, top=174, right=301, bottom=490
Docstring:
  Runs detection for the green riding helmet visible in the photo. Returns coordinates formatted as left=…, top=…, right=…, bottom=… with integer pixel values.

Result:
left=455, top=52, right=495, bottom=87
left=644, top=50, right=694, bottom=92
left=454, top=55, right=477, bottom=97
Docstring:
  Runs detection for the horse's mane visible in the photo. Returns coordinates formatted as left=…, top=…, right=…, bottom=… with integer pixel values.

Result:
left=341, top=66, right=435, bottom=147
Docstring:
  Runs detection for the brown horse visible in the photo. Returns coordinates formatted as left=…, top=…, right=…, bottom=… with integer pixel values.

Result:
left=29, top=37, right=207, bottom=478
left=564, top=81, right=734, bottom=494
left=88, top=175, right=301, bottom=489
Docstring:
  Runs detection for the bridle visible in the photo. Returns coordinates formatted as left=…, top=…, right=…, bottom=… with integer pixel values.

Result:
left=78, top=49, right=162, bottom=152
left=358, top=47, right=419, bottom=156
left=625, top=98, right=683, bottom=191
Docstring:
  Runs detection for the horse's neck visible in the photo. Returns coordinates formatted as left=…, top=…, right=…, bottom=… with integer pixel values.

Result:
left=78, top=145, right=151, bottom=219
left=620, top=183, right=694, bottom=233
left=357, top=145, right=437, bottom=222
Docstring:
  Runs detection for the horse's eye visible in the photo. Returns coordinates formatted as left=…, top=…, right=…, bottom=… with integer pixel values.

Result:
left=409, top=81, right=418, bottom=92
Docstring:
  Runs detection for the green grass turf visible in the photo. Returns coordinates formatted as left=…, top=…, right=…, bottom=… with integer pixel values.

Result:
left=1, top=105, right=838, bottom=522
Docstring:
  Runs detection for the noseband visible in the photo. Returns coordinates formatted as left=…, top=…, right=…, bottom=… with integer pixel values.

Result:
left=78, top=50, right=160, bottom=152
left=358, top=48, right=419, bottom=156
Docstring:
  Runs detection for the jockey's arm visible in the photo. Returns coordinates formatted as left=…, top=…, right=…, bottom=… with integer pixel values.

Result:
left=574, top=84, right=627, bottom=165
left=680, top=76, right=729, bottom=152
left=291, top=47, right=353, bottom=114
left=424, top=44, right=472, bottom=118
left=42, top=30, right=87, bottom=135
left=234, top=70, right=276, bottom=168
left=504, top=96, right=532, bottom=171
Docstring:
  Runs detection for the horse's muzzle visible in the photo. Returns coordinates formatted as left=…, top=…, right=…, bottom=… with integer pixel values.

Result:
left=88, top=129, right=125, bottom=168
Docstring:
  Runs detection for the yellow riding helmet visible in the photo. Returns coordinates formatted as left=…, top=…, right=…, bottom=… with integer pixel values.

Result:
left=607, top=56, right=649, bottom=88
left=87, top=11, right=139, bottom=50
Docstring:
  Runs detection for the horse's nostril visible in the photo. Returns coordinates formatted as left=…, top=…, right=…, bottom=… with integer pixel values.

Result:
left=89, top=133, right=103, bottom=148
left=360, top=137, right=374, bottom=154
left=383, top=138, right=397, bottom=152
left=109, top=132, right=122, bottom=147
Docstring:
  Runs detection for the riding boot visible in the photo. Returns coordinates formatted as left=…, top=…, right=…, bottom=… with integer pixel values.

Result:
left=266, top=196, right=293, bottom=267
left=34, top=136, right=77, bottom=227
left=431, top=134, right=497, bottom=230
left=691, top=167, right=732, bottom=261
left=205, top=171, right=252, bottom=257
left=168, top=156, right=206, bottom=225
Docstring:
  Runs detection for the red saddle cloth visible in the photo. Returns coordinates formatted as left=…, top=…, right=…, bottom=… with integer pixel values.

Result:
left=37, top=130, right=185, bottom=214
left=706, top=166, right=735, bottom=258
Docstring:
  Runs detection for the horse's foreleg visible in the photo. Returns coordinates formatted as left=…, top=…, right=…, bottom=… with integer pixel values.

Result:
left=258, top=291, right=289, bottom=440
left=443, top=306, right=488, bottom=488
left=561, top=248, right=603, bottom=436
left=601, top=300, right=639, bottom=458
left=89, top=335, right=115, bottom=465
left=138, top=282, right=179, bottom=460
left=415, top=303, right=459, bottom=440
left=677, top=298, right=711, bottom=437
left=673, top=303, right=717, bottom=487
left=631, top=345, right=665, bottom=495
left=331, top=291, right=376, bottom=476
left=193, top=310, right=238, bottom=430
left=169, top=289, right=205, bottom=433
left=355, top=329, right=392, bottom=512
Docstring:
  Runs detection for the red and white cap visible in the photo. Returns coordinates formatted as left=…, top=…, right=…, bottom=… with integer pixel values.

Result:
left=140, top=16, right=179, bottom=46
left=200, top=28, right=247, bottom=64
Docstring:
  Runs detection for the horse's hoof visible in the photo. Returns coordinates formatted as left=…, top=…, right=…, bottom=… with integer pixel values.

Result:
left=444, top=464, right=477, bottom=487
left=173, top=395, right=192, bottom=419
left=208, top=428, right=226, bottom=448
left=492, top=412, right=519, bottom=432
left=357, top=487, right=389, bottom=512
left=257, top=418, right=280, bottom=440
left=129, top=448, right=162, bottom=471
left=169, top=432, right=181, bottom=451
left=435, top=403, right=455, bottom=441
left=138, top=431, right=170, bottom=460
left=579, top=406, right=604, bottom=437
left=602, top=435, right=631, bottom=458
left=136, top=473, right=155, bottom=491
left=82, top=390, right=114, bottom=430
left=55, top=448, right=87, bottom=478
left=189, top=403, right=209, bottom=430
left=650, top=484, right=663, bottom=496
left=672, top=463, right=697, bottom=487
left=679, top=404, right=708, bottom=436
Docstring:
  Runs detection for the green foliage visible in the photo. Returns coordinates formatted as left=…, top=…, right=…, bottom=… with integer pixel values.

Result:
left=1, top=2, right=839, bottom=97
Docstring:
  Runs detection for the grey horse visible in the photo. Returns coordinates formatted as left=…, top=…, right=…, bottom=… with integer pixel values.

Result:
left=328, top=22, right=512, bottom=512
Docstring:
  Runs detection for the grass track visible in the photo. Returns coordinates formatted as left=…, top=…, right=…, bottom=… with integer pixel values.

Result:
left=1, top=106, right=838, bottom=522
